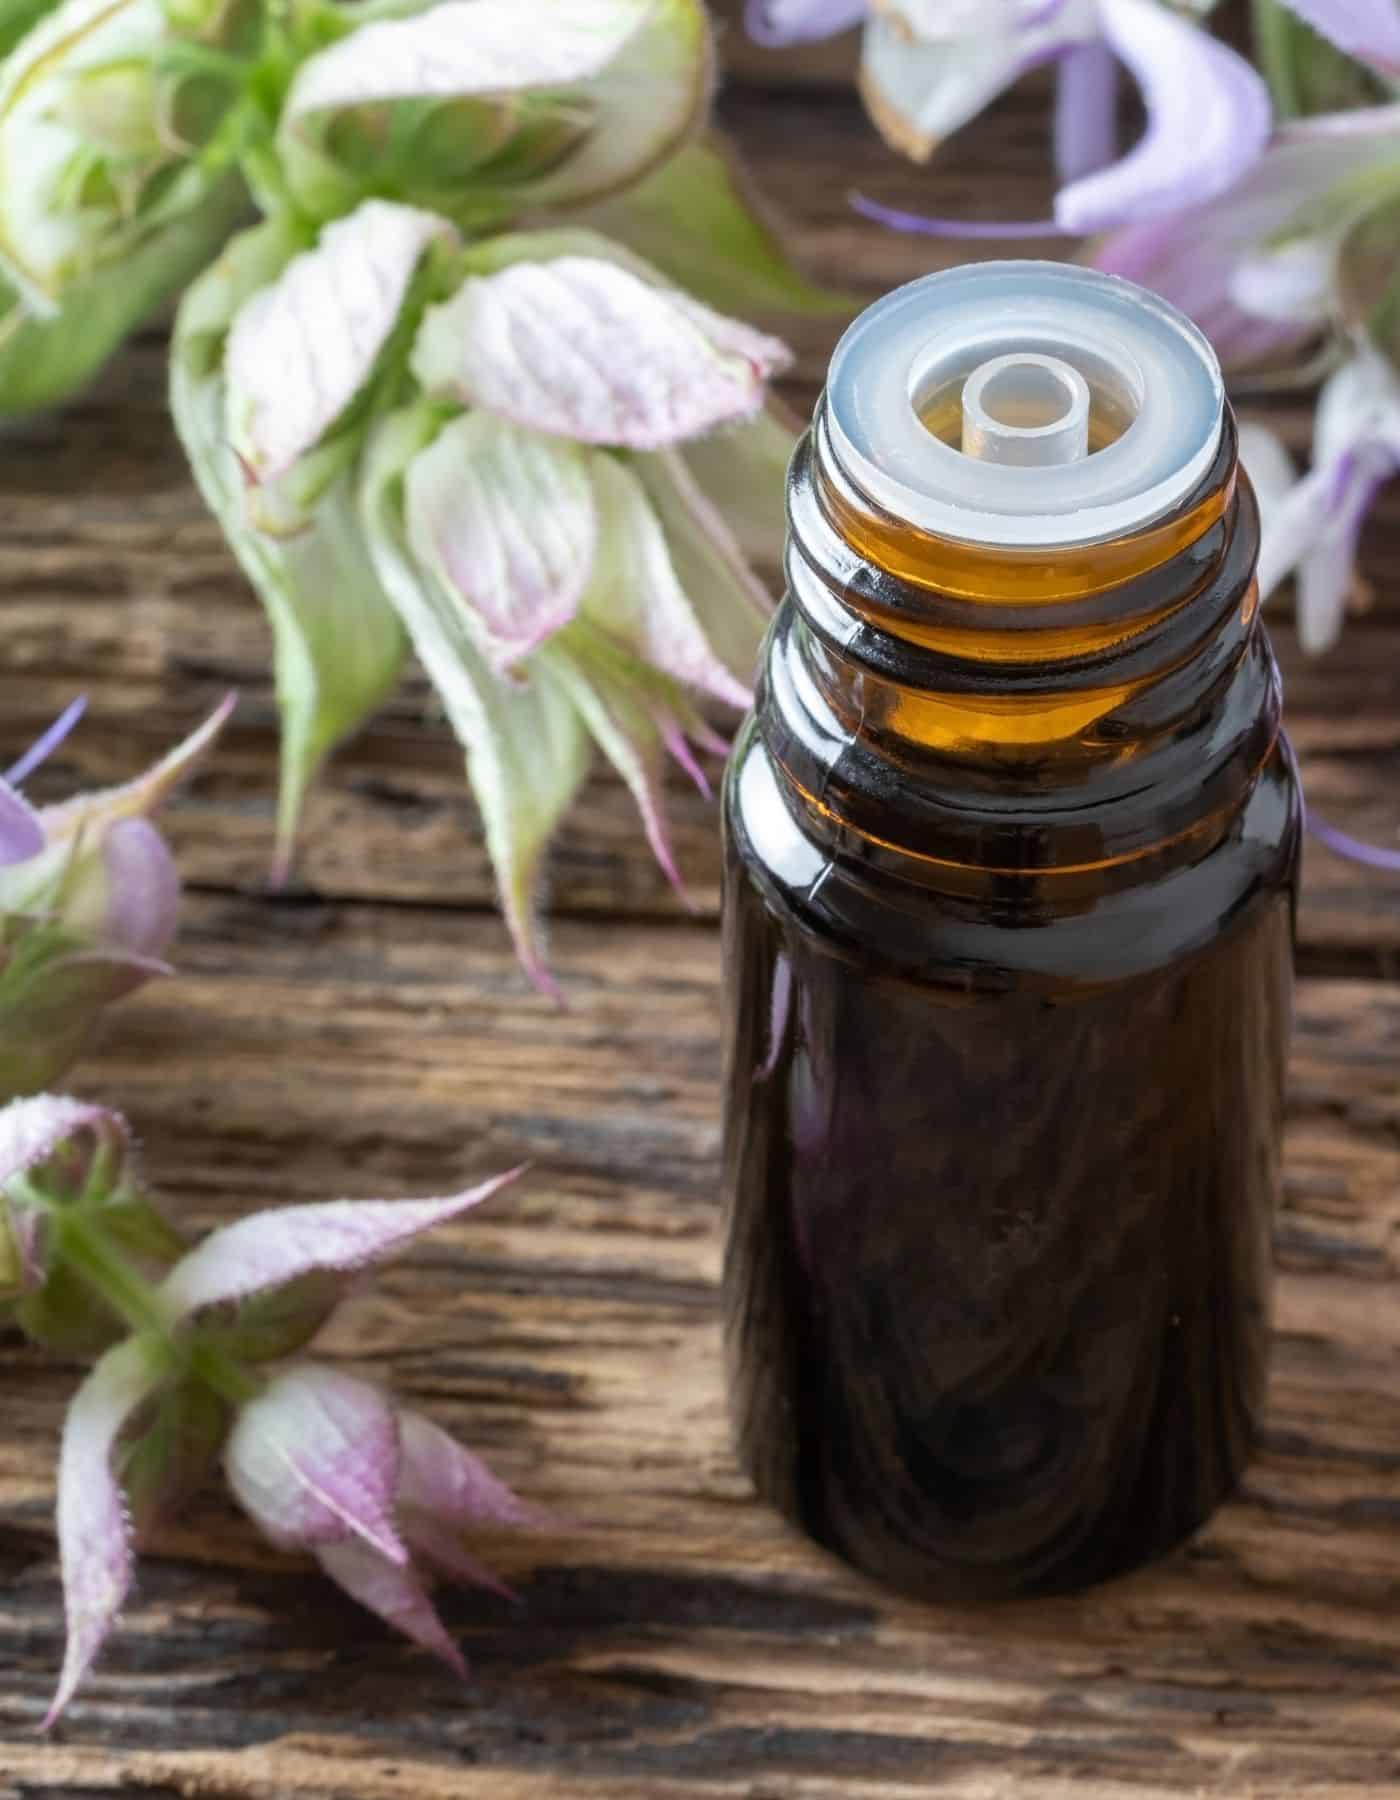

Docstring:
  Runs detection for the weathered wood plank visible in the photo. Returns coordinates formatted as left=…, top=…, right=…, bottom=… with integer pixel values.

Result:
left=3, top=906, right=1400, bottom=1794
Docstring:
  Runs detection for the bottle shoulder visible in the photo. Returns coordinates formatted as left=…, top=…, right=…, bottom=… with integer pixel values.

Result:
left=723, top=720, right=1300, bottom=991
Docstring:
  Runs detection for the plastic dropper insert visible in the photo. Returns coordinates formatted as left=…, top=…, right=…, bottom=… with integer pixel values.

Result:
left=825, top=260, right=1224, bottom=549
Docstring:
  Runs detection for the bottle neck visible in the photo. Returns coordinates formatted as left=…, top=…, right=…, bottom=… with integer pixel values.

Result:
left=757, top=402, right=1280, bottom=890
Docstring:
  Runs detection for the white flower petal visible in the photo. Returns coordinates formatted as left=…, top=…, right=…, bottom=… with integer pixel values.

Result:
left=404, top=412, right=599, bottom=672
left=858, top=3, right=1039, bottom=163
left=226, top=202, right=455, bottom=482
left=399, top=1410, right=547, bottom=1529
left=225, top=1364, right=407, bottom=1563
left=0, top=1093, right=128, bottom=1190
left=286, top=0, right=649, bottom=118
left=1314, top=350, right=1400, bottom=464
left=316, top=1538, right=467, bottom=1676
left=1256, top=466, right=1330, bottom=600
left=161, top=1173, right=519, bottom=1323
left=412, top=256, right=788, bottom=450
left=46, top=1338, right=164, bottom=1725
left=519, top=0, right=714, bottom=210
left=1229, top=235, right=1336, bottom=326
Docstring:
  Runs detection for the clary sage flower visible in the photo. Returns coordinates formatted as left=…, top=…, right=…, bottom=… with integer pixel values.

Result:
left=1095, top=105, right=1400, bottom=371
left=757, top=0, right=1397, bottom=236
left=1240, top=353, right=1400, bottom=654
left=0, top=1087, right=531, bottom=1720
left=226, top=1362, right=549, bottom=1676
left=0, top=696, right=231, bottom=1099
left=174, top=201, right=791, bottom=988
left=0, top=0, right=247, bottom=410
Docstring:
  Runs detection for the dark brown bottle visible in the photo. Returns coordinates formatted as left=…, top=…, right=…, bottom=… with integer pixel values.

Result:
left=720, top=262, right=1300, bottom=1602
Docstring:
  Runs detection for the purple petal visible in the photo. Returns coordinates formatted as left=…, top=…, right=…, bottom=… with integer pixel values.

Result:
left=1296, top=456, right=1385, bottom=653
left=1280, top=0, right=1400, bottom=73
left=46, top=1339, right=164, bottom=1726
left=850, top=193, right=1067, bottom=238
left=1309, top=813, right=1400, bottom=871
left=224, top=1364, right=408, bottom=1563
left=1056, top=0, right=1271, bottom=233
left=657, top=713, right=712, bottom=799
left=1053, top=41, right=1118, bottom=182
left=99, top=819, right=180, bottom=959
left=1089, top=112, right=1397, bottom=370
left=398, top=1410, right=550, bottom=1531
left=315, top=1538, right=467, bottom=1677
left=4, top=697, right=87, bottom=786
left=400, top=1516, right=516, bottom=1600
left=745, top=0, right=865, bottom=43
left=161, top=1171, right=522, bottom=1323
left=0, top=1094, right=129, bottom=1191
left=0, top=781, right=43, bottom=867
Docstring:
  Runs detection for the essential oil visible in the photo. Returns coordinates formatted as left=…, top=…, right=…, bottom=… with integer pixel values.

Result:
left=720, top=262, right=1300, bottom=1601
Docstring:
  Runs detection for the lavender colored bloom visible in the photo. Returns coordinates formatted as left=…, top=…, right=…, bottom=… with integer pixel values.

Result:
left=753, top=0, right=1273, bottom=234
left=1095, top=106, right=1400, bottom=370
left=226, top=1364, right=549, bottom=1676
left=1239, top=353, right=1400, bottom=654
left=756, top=0, right=1398, bottom=242
left=0, top=698, right=232, bottom=1098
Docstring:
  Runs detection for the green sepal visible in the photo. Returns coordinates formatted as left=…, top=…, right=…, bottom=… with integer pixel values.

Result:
left=0, top=169, right=246, bottom=416
left=119, top=1373, right=230, bottom=1530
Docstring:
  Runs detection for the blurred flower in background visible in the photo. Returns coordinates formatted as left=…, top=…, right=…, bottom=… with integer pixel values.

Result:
left=754, top=0, right=1400, bottom=662
left=0, top=697, right=231, bottom=1099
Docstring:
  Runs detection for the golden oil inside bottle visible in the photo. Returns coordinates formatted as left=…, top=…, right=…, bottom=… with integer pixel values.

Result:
left=719, top=262, right=1300, bottom=1601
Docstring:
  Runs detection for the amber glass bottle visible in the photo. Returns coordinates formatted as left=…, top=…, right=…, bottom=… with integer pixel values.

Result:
left=720, top=262, right=1300, bottom=1602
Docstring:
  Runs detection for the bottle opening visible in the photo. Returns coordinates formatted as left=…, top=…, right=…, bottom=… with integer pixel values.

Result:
left=961, top=353, right=1090, bottom=466
left=825, top=261, right=1224, bottom=551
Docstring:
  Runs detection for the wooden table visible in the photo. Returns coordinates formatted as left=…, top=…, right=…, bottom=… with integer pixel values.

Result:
left=5, top=32, right=1400, bottom=1800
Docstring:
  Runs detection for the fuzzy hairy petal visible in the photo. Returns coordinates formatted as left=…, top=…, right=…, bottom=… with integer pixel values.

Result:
left=412, top=256, right=789, bottom=450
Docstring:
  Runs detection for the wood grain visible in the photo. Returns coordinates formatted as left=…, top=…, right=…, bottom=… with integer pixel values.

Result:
left=3, top=37, right=1400, bottom=1800
left=5, top=909, right=1400, bottom=1795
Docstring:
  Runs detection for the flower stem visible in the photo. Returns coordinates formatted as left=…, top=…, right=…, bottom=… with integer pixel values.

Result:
left=1251, top=0, right=1301, bottom=120
left=56, top=1213, right=173, bottom=1340
left=53, top=1211, right=262, bottom=1406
